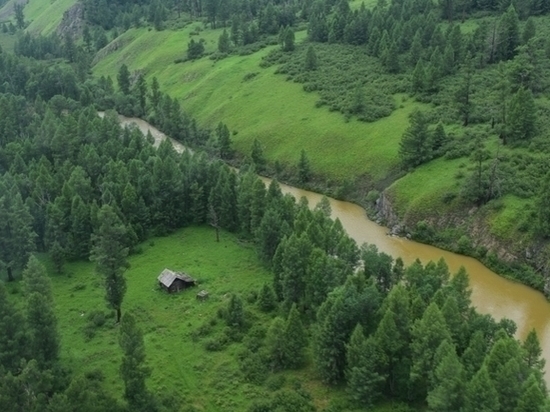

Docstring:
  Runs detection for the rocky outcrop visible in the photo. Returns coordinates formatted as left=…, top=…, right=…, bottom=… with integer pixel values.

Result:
left=56, top=3, right=84, bottom=39
left=376, top=189, right=550, bottom=280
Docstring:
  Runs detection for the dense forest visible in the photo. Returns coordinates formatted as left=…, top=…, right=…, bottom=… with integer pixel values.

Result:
left=2, top=0, right=550, bottom=410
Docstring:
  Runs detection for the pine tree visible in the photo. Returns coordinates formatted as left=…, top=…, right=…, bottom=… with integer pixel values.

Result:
left=497, top=5, right=520, bottom=62
left=346, top=325, right=386, bottom=407
left=411, top=59, right=426, bottom=93
left=258, top=283, right=277, bottom=312
left=283, top=304, right=308, bottom=368
left=280, top=27, right=295, bottom=52
left=463, top=366, right=500, bottom=412
left=0, top=282, right=29, bottom=372
left=298, top=150, right=311, bottom=183
left=26, top=272, right=59, bottom=368
left=399, top=110, right=432, bottom=169
left=0, top=190, right=36, bottom=281
left=218, top=29, right=230, bottom=53
left=281, top=234, right=313, bottom=308
left=462, top=330, right=487, bottom=378
left=119, top=313, right=154, bottom=412
left=251, top=138, right=266, bottom=173
left=522, top=329, right=545, bottom=372
left=427, top=343, right=465, bottom=412
left=507, top=87, right=537, bottom=143
left=266, top=317, right=287, bottom=370
left=409, top=302, right=452, bottom=401
left=90, top=205, right=129, bottom=323
left=493, top=358, right=521, bottom=412
left=216, top=122, right=232, bottom=159
left=522, top=18, right=536, bottom=45
left=431, top=122, right=448, bottom=154
left=304, top=45, right=318, bottom=71
left=514, top=374, right=545, bottom=412
left=117, top=64, right=131, bottom=95
left=226, top=294, right=245, bottom=329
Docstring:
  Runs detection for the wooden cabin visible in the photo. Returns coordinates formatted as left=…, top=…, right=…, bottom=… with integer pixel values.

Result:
left=158, top=268, right=196, bottom=293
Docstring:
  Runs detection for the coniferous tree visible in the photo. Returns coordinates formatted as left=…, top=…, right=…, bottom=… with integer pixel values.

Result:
left=409, top=302, right=452, bottom=401
left=463, top=366, right=500, bottom=412
left=399, top=110, right=431, bottom=169
left=119, top=313, right=155, bottom=412
left=90, top=205, right=129, bottom=323
left=462, top=330, right=487, bottom=380
left=117, top=64, right=131, bottom=95
left=251, top=138, right=266, bottom=173
left=258, top=283, right=277, bottom=312
left=280, top=27, right=295, bottom=52
left=266, top=317, right=287, bottom=370
left=218, top=29, right=230, bottom=53
left=427, top=343, right=465, bottom=412
left=412, top=59, right=426, bottom=93
left=226, top=294, right=245, bottom=329
left=497, top=5, right=520, bottom=62
left=0, top=282, right=29, bottom=372
left=24, top=257, right=59, bottom=368
left=187, top=39, right=205, bottom=60
left=0, top=190, right=36, bottom=281
left=14, top=3, right=25, bottom=29
left=523, top=329, right=546, bottom=372
left=346, top=325, right=386, bottom=407
left=514, top=374, right=546, bottom=412
left=216, top=122, right=232, bottom=159
left=507, top=87, right=537, bottom=143
left=298, top=150, right=311, bottom=183
left=283, top=304, right=307, bottom=368
left=304, top=45, right=318, bottom=71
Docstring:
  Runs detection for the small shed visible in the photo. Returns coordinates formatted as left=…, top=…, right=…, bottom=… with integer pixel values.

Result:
left=158, top=268, right=196, bottom=293
left=196, top=290, right=209, bottom=301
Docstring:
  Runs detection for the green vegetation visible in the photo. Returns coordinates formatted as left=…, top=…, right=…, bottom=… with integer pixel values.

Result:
left=4, top=0, right=550, bottom=409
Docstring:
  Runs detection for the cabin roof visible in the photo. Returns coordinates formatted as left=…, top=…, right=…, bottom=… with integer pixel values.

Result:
left=158, top=268, right=195, bottom=287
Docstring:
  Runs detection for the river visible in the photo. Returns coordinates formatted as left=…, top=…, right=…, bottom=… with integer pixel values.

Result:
left=109, top=112, right=550, bottom=380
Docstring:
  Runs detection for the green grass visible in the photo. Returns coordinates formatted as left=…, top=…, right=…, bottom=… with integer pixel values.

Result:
left=24, top=0, right=77, bottom=35
left=2, top=227, right=419, bottom=411
left=386, top=156, right=464, bottom=222
left=94, top=28, right=425, bottom=182
left=487, top=195, right=532, bottom=240
left=41, top=226, right=272, bottom=410
left=19, top=226, right=372, bottom=411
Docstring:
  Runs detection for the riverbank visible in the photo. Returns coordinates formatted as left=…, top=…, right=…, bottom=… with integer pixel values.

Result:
left=111, top=112, right=550, bottom=383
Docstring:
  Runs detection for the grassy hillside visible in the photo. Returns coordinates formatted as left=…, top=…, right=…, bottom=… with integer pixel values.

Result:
left=0, top=0, right=77, bottom=35
left=93, top=26, right=423, bottom=183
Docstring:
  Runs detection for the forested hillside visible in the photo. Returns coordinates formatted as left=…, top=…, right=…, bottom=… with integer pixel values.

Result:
left=75, top=0, right=550, bottom=290
left=2, top=0, right=550, bottom=410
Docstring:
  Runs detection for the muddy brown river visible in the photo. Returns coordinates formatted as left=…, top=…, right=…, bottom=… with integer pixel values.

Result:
left=109, top=112, right=550, bottom=380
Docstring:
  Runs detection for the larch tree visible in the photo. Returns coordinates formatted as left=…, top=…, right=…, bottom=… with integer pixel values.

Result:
left=119, top=312, right=155, bottom=412
left=90, top=205, right=129, bottom=323
left=23, top=256, right=59, bottom=368
left=117, top=64, right=131, bottom=95
left=463, top=366, right=500, bottom=412
left=399, top=110, right=431, bottom=169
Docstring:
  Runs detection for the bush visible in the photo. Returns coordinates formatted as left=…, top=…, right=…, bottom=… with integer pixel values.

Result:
left=203, top=334, right=229, bottom=352
left=457, top=235, right=473, bottom=255
left=264, top=374, right=286, bottom=391
left=238, top=349, right=269, bottom=385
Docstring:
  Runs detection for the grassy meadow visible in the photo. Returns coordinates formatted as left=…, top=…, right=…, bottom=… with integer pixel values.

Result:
left=5, top=226, right=363, bottom=411
left=93, top=27, right=421, bottom=183
left=0, top=0, right=77, bottom=35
